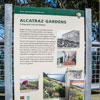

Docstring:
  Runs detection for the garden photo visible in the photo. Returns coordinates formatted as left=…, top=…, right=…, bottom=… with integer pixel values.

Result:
left=20, top=75, right=39, bottom=91
left=69, top=80, right=85, bottom=100
left=57, top=51, right=76, bottom=66
left=43, top=72, right=65, bottom=99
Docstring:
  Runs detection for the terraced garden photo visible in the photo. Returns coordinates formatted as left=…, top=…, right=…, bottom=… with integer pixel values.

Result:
left=69, top=81, right=84, bottom=100
left=43, top=72, right=65, bottom=99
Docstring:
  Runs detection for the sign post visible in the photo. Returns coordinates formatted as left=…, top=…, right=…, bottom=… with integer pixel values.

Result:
left=65, top=69, right=70, bottom=100
left=4, top=4, right=13, bottom=100
left=85, top=8, right=92, bottom=100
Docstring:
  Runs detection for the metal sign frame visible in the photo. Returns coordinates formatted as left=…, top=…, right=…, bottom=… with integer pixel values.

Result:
left=4, top=4, right=13, bottom=100
left=85, top=8, right=92, bottom=100
left=4, top=4, right=92, bottom=100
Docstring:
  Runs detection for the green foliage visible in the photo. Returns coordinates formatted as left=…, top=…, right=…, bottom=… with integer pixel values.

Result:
left=43, top=77, right=50, bottom=87
left=91, top=89, right=100, bottom=95
left=20, top=86, right=27, bottom=90
left=29, top=81, right=38, bottom=88
left=43, top=75, right=65, bottom=98
left=70, top=85, right=84, bottom=100
left=29, top=81, right=38, bottom=85
left=43, top=92, right=51, bottom=98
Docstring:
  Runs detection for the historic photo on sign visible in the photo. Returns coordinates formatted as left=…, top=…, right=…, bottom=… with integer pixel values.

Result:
left=69, top=70, right=83, bottom=80
left=57, top=30, right=80, bottom=48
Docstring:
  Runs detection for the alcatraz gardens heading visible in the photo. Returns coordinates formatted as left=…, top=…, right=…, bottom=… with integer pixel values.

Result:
left=20, top=18, right=67, bottom=24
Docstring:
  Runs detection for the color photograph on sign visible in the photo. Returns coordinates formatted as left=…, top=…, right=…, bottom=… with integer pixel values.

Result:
left=20, top=75, right=39, bottom=91
left=57, top=30, right=80, bottom=48
left=43, top=72, right=65, bottom=99
left=26, top=96, right=30, bottom=100
left=69, top=80, right=85, bottom=100
left=57, top=51, right=76, bottom=66
left=20, top=96, right=25, bottom=100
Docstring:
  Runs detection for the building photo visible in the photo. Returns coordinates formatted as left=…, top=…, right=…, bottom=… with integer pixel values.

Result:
left=57, top=30, right=80, bottom=48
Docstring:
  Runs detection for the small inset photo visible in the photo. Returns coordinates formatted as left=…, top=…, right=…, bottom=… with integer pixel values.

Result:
left=26, top=96, right=30, bottom=100
left=20, top=75, right=39, bottom=91
left=57, top=51, right=76, bottom=66
left=57, top=30, right=80, bottom=48
left=69, top=79, right=85, bottom=100
left=20, top=96, right=25, bottom=100
left=69, top=70, right=83, bottom=80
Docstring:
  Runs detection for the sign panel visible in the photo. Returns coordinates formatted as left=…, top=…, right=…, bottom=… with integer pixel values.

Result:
left=14, top=7, right=85, bottom=100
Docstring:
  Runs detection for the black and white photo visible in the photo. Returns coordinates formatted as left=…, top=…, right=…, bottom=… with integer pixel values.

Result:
left=57, top=30, right=80, bottom=48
